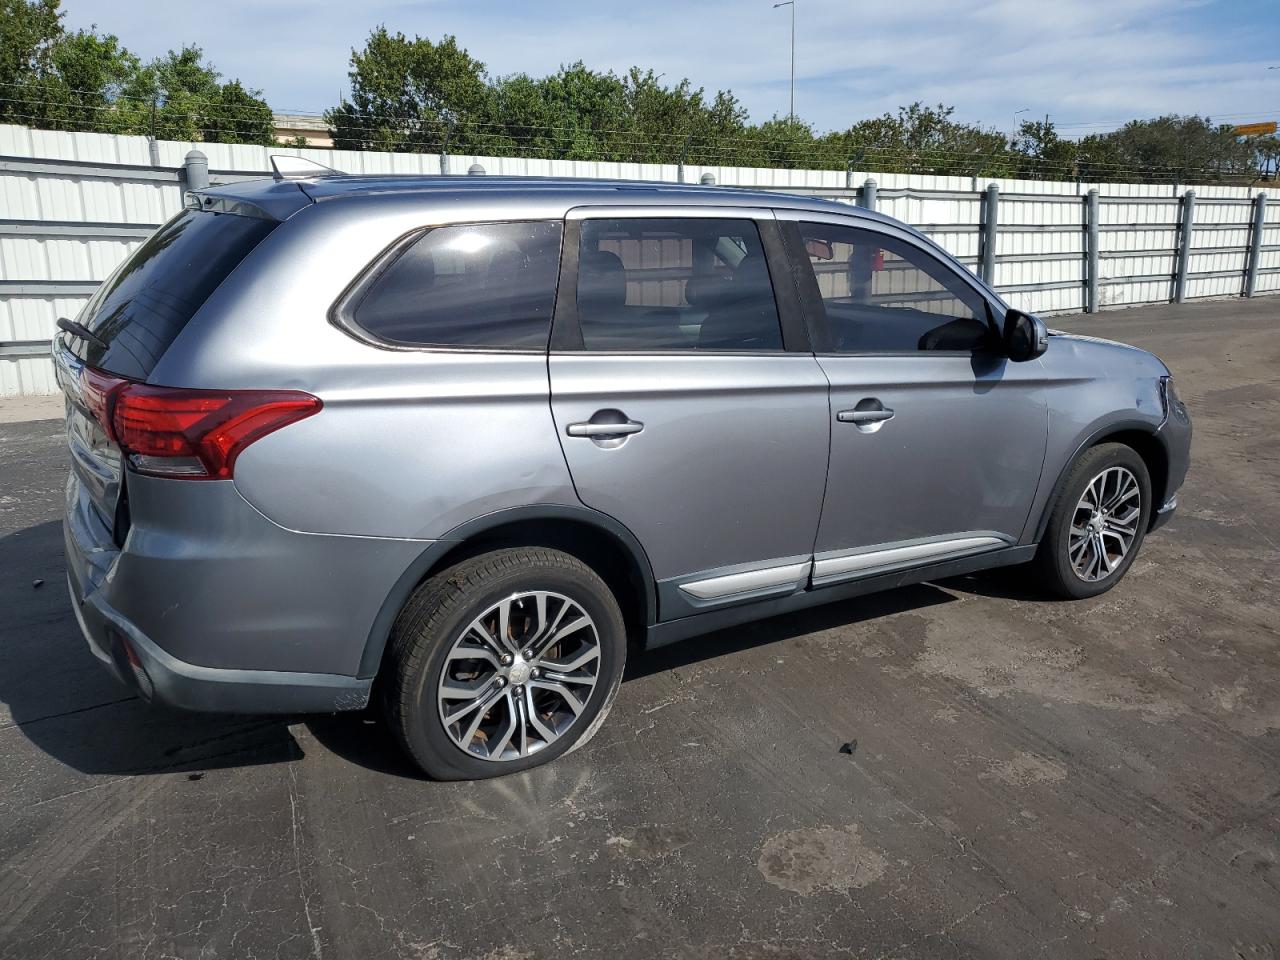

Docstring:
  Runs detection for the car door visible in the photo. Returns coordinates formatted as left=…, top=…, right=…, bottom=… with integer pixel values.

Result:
left=548, top=206, right=830, bottom=619
left=777, top=212, right=1049, bottom=586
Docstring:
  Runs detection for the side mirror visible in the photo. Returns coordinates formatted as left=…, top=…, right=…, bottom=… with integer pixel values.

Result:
left=1002, top=308, right=1049, bottom=362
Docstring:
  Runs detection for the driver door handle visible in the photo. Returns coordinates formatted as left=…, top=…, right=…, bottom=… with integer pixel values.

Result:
left=837, top=407, right=894, bottom=424
left=567, top=420, right=644, bottom=437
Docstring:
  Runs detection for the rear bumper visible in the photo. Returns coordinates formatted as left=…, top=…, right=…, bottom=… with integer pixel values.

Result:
left=63, top=469, right=427, bottom=714
left=67, top=571, right=372, bottom=713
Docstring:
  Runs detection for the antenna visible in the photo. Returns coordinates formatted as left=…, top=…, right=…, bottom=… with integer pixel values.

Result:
left=269, top=155, right=344, bottom=180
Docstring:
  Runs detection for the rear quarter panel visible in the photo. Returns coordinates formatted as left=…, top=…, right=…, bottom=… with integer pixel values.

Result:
left=148, top=194, right=578, bottom=539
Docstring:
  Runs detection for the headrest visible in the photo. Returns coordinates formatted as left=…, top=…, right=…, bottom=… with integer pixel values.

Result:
left=684, top=273, right=734, bottom=307
left=578, top=250, right=627, bottom=311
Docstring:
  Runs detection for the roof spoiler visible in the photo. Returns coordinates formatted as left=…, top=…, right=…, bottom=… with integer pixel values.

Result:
left=270, top=155, right=344, bottom=180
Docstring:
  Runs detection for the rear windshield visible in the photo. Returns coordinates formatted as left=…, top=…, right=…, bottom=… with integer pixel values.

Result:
left=65, top=209, right=276, bottom=379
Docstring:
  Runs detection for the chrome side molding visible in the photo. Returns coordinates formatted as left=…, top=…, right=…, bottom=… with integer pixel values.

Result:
left=813, top=535, right=1009, bottom=584
left=679, top=560, right=812, bottom=601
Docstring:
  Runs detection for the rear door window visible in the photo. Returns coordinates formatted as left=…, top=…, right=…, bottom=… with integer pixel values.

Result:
left=575, top=218, right=784, bottom=351
left=68, top=209, right=277, bottom=380
left=348, top=221, right=563, bottom=349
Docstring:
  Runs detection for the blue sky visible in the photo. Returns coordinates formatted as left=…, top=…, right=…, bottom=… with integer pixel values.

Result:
left=64, top=0, right=1280, bottom=136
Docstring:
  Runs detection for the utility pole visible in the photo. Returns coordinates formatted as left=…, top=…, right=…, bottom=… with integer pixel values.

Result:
left=774, top=1, right=795, bottom=125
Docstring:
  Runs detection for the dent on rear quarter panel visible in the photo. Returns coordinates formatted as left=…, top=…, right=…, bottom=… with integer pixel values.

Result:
left=232, top=353, right=578, bottom=539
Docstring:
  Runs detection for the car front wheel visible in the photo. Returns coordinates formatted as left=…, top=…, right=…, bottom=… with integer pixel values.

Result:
left=1034, top=443, right=1152, bottom=600
left=383, top=547, right=626, bottom=780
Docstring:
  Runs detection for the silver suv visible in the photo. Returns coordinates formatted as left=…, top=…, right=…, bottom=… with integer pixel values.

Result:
left=57, top=172, right=1191, bottom=779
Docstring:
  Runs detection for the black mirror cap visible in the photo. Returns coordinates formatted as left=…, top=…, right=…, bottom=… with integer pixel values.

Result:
left=1003, top=308, right=1049, bottom=362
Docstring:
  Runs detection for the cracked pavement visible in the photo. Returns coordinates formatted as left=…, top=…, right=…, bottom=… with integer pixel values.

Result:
left=2, top=298, right=1278, bottom=959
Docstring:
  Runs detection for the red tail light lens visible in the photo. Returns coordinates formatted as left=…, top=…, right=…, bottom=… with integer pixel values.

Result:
left=109, top=384, right=321, bottom=480
left=81, top=366, right=128, bottom=440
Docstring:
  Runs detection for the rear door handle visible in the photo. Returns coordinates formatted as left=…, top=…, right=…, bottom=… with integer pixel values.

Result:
left=567, top=421, right=644, bottom=437
left=837, top=408, right=894, bottom=424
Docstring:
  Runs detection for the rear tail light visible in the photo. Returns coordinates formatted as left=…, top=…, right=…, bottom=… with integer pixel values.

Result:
left=78, top=367, right=320, bottom=480
left=113, top=385, right=320, bottom=479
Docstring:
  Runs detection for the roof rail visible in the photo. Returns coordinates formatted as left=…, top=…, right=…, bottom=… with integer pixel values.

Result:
left=270, top=155, right=344, bottom=180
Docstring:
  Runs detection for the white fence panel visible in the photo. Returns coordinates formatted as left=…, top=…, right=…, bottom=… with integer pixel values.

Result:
left=1, top=123, right=1276, bottom=396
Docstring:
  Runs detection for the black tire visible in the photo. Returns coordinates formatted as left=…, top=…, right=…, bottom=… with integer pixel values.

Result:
left=382, top=547, right=626, bottom=780
left=1034, top=442, right=1152, bottom=599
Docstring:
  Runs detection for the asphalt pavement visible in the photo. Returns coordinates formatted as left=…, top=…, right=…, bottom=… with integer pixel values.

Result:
left=1, top=297, right=1278, bottom=959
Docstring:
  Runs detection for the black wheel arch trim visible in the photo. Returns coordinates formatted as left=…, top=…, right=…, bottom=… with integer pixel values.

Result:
left=357, top=504, right=658, bottom=679
left=1030, top=418, right=1170, bottom=544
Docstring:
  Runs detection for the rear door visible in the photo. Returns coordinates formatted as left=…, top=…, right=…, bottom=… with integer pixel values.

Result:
left=778, top=212, right=1049, bottom=585
left=548, top=207, right=830, bottom=619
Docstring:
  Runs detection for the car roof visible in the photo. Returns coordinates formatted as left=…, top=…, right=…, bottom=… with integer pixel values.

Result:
left=195, top=173, right=897, bottom=226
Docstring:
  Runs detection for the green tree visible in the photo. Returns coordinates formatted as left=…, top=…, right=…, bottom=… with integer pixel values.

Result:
left=818, top=103, right=1017, bottom=178
left=326, top=28, right=493, bottom=152
left=122, top=45, right=274, bottom=144
left=0, top=2, right=274, bottom=143
left=0, top=0, right=61, bottom=122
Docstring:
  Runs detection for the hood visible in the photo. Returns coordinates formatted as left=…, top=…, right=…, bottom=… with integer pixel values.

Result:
left=1046, top=328, right=1171, bottom=378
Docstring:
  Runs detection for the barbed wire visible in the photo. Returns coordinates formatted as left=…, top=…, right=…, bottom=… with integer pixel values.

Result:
left=1, top=91, right=1270, bottom=186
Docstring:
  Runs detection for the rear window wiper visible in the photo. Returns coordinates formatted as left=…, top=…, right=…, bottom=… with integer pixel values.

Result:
left=57, top=317, right=108, bottom=350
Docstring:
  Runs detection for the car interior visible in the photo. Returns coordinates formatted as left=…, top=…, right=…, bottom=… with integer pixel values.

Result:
left=576, top=222, right=785, bottom=351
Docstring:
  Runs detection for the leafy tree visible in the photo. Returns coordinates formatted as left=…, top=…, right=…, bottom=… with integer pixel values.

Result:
left=327, top=28, right=492, bottom=152
left=0, top=2, right=274, bottom=143
left=0, top=0, right=61, bottom=121
left=121, top=46, right=274, bottom=144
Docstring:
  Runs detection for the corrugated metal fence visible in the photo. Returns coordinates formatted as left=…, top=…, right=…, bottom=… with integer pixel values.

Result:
left=2, top=123, right=1277, bottom=396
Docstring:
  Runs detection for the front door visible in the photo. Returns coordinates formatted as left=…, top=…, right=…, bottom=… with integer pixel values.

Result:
left=548, top=208, right=830, bottom=618
left=780, top=213, right=1049, bottom=585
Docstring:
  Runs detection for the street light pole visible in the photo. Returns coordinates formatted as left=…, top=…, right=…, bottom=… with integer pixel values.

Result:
left=774, top=1, right=795, bottom=124
left=1012, top=106, right=1030, bottom=139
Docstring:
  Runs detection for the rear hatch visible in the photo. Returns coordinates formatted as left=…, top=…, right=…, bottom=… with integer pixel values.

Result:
left=55, top=207, right=279, bottom=538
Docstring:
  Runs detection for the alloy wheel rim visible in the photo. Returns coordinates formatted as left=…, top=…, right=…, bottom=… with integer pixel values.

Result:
left=437, top=591, right=601, bottom=762
left=1069, top=466, right=1141, bottom=582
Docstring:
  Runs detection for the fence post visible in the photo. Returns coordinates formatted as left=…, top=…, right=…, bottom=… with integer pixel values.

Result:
left=1086, top=188, right=1100, bottom=313
left=980, top=183, right=999, bottom=285
left=147, top=137, right=160, bottom=167
left=439, top=125, right=452, bottom=175
left=1174, top=189, right=1195, bottom=304
left=677, top=134, right=693, bottom=184
left=182, top=149, right=208, bottom=192
left=861, top=178, right=877, bottom=212
left=1244, top=192, right=1267, bottom=298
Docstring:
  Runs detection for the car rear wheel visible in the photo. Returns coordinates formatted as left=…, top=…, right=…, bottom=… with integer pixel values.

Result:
left=382, top=547, right=626, bottom=780
left=1034, top=443, right=1152, bottom=600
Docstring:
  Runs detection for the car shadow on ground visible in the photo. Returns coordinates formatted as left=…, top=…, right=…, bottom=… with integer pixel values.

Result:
left=308, top=581, right=963, bottom=779
left=5, top=515, right=1026, bottom=782
left=0, top=519, right=304, bottom=778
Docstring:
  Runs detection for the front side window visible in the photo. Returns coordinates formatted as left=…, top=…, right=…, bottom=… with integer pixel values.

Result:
left=576, top=218, right=783, bottom=351
left=795, top=222, right=994, bottom=354
left=350, top=221, right=562, bottom=349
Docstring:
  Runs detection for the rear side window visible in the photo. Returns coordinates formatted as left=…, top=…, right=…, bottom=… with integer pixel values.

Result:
left=348, top=221, right=563, bottom=349
left=70, top=210, right=276, bottom=380
left=576, top=218, right=783, bottom=351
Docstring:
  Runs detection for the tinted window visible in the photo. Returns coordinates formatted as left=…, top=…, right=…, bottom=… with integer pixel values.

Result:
left=68, top=209, right=276, bottom=380
left=577, top=218, right=783, bottom=351
left=796, top=223, right=993, bottom=354
left=351, top=221, right=562, bottom=349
